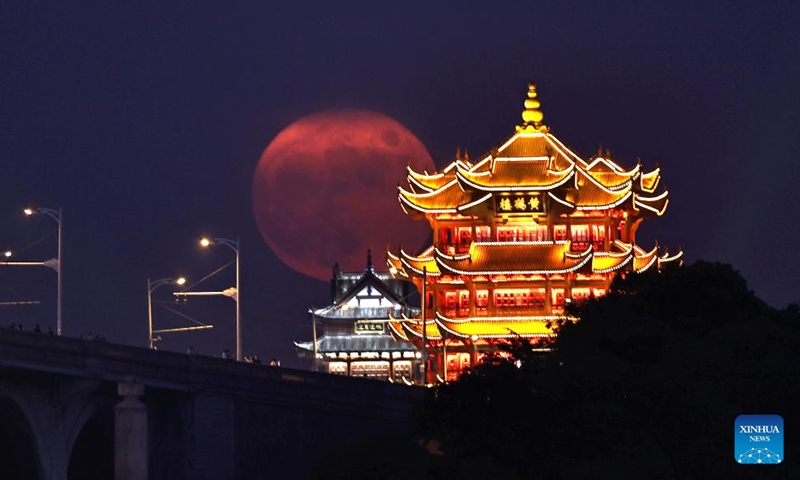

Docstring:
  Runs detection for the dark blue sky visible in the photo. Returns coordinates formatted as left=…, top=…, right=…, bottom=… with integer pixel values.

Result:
left=1, top=2, right=798, bottom=365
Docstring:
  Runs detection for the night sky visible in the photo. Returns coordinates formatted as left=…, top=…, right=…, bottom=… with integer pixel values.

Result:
left=1, top=2, right=798, bottom=366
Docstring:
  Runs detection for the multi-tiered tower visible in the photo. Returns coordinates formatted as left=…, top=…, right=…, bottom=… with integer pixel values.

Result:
left=387, top=83, right=681, bottom=382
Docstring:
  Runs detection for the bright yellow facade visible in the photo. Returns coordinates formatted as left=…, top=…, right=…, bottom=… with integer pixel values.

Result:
left=388, top=83, right=681, bottom=381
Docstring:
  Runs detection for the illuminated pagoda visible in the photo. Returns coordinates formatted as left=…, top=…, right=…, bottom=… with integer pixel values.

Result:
left=387, top=83, right=682, bottom=382
left=295, top=251, right=422, bottom=383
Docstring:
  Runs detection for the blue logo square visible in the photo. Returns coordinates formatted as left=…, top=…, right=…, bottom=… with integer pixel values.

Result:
left=735, top=414, right=784, bottom=464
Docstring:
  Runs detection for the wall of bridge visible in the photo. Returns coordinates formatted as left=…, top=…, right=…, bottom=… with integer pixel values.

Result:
left=0, top=329, right=424, bottom=480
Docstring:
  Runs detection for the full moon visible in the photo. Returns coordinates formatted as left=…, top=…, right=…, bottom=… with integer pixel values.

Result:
left=252, top=110, right=435, bottom=281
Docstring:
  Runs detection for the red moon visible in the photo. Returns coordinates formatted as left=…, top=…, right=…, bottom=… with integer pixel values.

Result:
left=252, top=110, right=435, bottom=281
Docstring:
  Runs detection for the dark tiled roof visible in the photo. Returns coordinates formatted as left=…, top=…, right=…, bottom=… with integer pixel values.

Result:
left=294, top=334, right=418, bottom=353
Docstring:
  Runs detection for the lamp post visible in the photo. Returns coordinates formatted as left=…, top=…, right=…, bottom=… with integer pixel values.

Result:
left=24, top=207, right=62, bottom=336
left=200, top=237, right=241, bottom=361
left=147, top=277, right=186, bottom=349
left=421, top=265, right=427, bottom=386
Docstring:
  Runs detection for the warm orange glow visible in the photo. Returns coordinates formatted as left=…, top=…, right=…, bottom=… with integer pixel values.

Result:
left=23, top=208, right=33, bottom=216
left=386, top=82, right=679, bottom=382
left=200, top=238, right=211, bottom=247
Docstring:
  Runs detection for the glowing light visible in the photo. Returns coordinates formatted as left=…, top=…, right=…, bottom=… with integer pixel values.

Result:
left=23, top=208, right=33, bottom=216
left=386, top=83, right=679, bottom=382
left=200, top=238, right=211, bottom=247
left=176, top=277, right=186, bottom=285
left=659, top=250, right=684, bottom=264
left=456, top=193, right=492, bottom=212
left=3, top=251, right=11, bottom=258
left=456, top=163, right=575, bottom=192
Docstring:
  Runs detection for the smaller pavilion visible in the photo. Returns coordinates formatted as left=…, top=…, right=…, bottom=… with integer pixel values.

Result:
left=295, top=251, right=422, bottom=383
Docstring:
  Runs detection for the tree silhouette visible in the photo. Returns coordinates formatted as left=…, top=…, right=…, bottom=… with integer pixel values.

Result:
left=419, top=261, right=800, bottom=479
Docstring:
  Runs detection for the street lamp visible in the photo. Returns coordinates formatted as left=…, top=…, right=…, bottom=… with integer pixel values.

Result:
left=24, top=207, right=63, bottom=336
left=200, top=237, right=241, bottom=361
left=147, top=277, right=186, bottom=349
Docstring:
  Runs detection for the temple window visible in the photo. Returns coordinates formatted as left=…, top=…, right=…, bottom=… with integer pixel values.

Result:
left=328, top=362, right=348, bottom=375
left=571, top=225, right=590, bottom=250
left=498, top=228, right=511, bottom=242
left=592, top=224, right=606, bottom=251
left=457, top=227, right=472, bottom=252
left=459, top=291, right=470, bottom=316
left=531, top=225, right=548, bottom=241
left=444, top=291, right=457, bottom=309
left=531, top=288, right=546, bottom=307
left=439, top=227, right=453, bottom=245
left=493, top=288, right=546, bottom=309
left=442, top=290, right=470, bottom=317
left=446, top=353, right=472, bottom=382
left=553, top=225, right=567, bottom=241
left=551, top=288, right=565, bottom=313
left=497, top=225, right=548, bottom=242
left=475, top=290, right=489, bottom=314
left=571, top=288, right=591, bottom=302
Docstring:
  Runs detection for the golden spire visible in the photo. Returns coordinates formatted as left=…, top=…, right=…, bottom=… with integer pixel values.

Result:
left=516, top=82, right=548, bottom=133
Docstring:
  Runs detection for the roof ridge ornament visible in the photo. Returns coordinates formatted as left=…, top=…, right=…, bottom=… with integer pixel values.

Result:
left=516, top=82, right=549, bottom=133
left=366, top=249, right=374, bottom=272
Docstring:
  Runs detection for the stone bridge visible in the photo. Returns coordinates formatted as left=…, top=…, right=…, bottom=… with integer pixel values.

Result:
left=0, top=329, right=423, bottom=480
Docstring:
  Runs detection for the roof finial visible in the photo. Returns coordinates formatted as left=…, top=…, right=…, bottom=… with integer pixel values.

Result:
left=516, top=81, right=548, bottom=133
left=366, top=249, right=374, bottom=272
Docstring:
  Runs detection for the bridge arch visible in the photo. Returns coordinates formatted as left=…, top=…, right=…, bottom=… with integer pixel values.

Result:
left=0, top=395, right=44, bottom=480
left=66, top=396, right=115, bottom=480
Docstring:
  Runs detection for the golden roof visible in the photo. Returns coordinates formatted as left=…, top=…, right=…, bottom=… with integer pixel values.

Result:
left=406, top=161, right=464, bottom=192
left=435, top=312, right=561, bottom=339
left=495, top=133, right=578, bottom=170
left=633, top=245, right=659, bottom=273
left=550, top=171, right=633, bottom=210
left=386, top=251, right=408, bottom=279
left=398, top=319, right=442, bottom=341
left=398, top=179, right=472, bottom=214
left=592, top=247, right=633, bottom=273
left=634, top=190, right=670, bottom=216
left=584, top=157, right=640, bottom=190
left=397, top=84, right=671, bottom=218
left=387, top=319, right=409, bottom=341
left=639, top=167, right=661, bottom=193
left=400, top=136, right=666, bottom=215
left=390, top=240, right=669, bottom=279
left=657, top=250, right=684, bottom=267
left=399, top=247, right=440, bottom=276
left=456, top=158, right=574, bottom=191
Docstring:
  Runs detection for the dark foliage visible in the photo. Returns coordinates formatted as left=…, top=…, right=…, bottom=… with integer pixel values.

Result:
left=418, top=261, right=800, bottom=479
